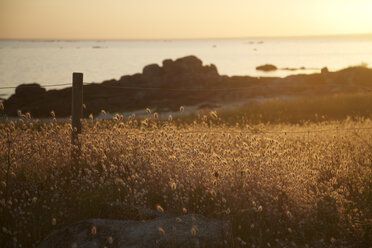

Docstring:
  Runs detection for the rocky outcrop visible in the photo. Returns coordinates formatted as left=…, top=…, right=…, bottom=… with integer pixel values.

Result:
left=3, top=56, right=224, bottom=117
left=38, top=214, right=231, bottom=248
left=2, top=55, right=372, bottom=117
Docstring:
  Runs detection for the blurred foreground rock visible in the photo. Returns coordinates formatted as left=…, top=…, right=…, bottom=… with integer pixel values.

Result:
left=38, top=214, right=231, bottom=248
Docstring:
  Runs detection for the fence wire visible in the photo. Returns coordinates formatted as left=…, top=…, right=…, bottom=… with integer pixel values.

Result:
left=1, top=81, right=370, bottom=93
left=0, top=83, right=71, bottom=90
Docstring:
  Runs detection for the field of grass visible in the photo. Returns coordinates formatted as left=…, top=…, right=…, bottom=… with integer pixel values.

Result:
left=182, top=93, right=372, bottom=125
left=0, top=106, right=372, bottom=247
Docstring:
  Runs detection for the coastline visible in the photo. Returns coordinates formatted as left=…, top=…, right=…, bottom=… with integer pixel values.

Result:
left=2, top=55, right=372, bottom=119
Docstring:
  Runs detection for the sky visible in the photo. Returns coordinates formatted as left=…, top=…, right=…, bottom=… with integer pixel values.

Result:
left=0, top=0, right=371, bottom=40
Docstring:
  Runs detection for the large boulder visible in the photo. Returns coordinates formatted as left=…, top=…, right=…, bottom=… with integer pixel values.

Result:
left=15, top=83, right=46, bottom=97
left=3, top=83, right=48, bottom=116
left=38, top=214, right=231, bottom=248
left=174, top=55, right=203, bottom=69
left=162, top=56, right=204, bottom=76
left=159, top=56, right=220, bottom=89
left=142, top=64, right=163, bottom=78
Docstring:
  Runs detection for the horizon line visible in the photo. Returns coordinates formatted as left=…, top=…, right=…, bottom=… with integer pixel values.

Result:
left=1, top=32, right=372, bottom=41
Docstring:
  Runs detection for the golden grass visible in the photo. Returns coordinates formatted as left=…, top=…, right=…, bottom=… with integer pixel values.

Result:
left=0, top=112, right=371, bottom=247
left=180, top=93, right=372, bottom=125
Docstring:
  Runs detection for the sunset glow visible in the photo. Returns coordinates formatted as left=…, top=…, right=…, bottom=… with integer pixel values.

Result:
left=1, top=0, right=371, bottom=39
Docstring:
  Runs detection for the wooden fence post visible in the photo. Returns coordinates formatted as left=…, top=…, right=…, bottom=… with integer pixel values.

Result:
left=71, top=72, right=83, bottom=147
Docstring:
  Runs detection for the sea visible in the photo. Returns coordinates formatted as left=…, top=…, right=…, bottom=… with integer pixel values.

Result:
left=1, top=35, right=372, bottom=99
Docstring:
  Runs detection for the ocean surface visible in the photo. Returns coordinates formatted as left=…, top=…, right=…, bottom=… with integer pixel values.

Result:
left=1, top=35, right=372, bottom=99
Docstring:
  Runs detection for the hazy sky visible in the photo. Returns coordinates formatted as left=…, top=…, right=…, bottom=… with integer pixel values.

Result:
left=0, top=0, right=371, bottom=39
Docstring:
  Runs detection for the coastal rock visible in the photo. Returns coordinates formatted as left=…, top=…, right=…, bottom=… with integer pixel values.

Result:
left=162, top=56, right=204, bottom=76
left=256, top=64, right=278, bottom=72
left=2, top=55, right=372, bottom=118
left=38, top=214, right=231, bottom=248
left=321, top=67, right=329, bottom=74
left=173, top=56, right=203, bottom=72
left=142, top=64, right=163, bottom=78
left=281, top=66, right=307, bottom=71
left=15, top=83, right=46, bottom=97
left=162, top=59, right=173, bottom=68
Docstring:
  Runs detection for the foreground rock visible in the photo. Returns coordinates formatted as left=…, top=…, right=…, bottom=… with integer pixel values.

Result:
left=38, top=214, right=231, bottom=248
left=3, top=55, right=372, bottom=117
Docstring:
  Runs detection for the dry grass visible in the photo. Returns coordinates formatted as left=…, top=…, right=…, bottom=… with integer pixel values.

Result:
left=0, top=110, right=371, bottom=247
left=180, top=93, right=372, bottom=126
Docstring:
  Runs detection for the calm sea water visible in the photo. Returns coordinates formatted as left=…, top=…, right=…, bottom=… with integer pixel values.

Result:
left=1, top=35, right=372, bottom=98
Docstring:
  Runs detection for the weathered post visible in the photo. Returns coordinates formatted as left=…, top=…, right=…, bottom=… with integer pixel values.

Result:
left=71, top=72, right=83, bottom=148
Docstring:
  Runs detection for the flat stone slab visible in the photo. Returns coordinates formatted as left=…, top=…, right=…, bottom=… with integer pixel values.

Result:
left=38, top=214, right=231, bottom=248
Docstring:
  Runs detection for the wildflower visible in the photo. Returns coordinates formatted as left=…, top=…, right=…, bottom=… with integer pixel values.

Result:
left=157, top=227, right=165, bottom=235
left=286, top=210, right=292, bottom=218
left=156, top=204, right=164, bottom=213
left=91, top=225, right=97, bottom=235
left=169, top=181, right=177, bottom=190
left=190, top=225, right=198, bottom=236
left=210, top=111, right=218, bottom=119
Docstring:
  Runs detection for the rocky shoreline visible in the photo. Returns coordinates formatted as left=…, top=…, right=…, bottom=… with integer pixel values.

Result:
left=2, top=55, right=372, bottom=117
